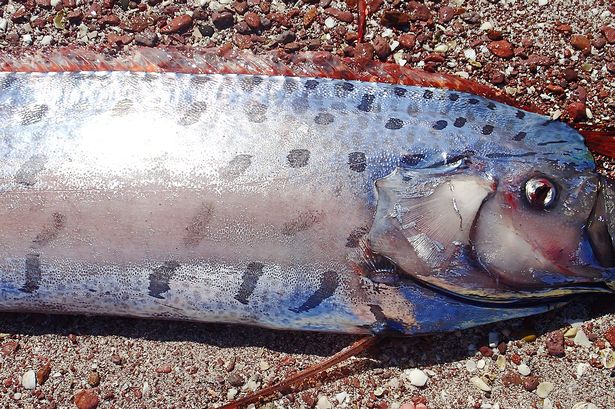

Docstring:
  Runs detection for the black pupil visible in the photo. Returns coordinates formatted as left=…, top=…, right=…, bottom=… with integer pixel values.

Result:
left=532, top=184, right=551, bottom=207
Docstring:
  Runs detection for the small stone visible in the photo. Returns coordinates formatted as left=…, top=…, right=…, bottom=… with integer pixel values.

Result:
left=511, top=353, right=522, bottom=365
left=21, top=370, right=36, bottom=390
left=604, top=326, right=615, bottom=346
left=374, top=387, right=385, bottom=397
left=466, top=360, right=477, bottom=372
left=574, top=329, right=592, bottom=347
left=523, top=376, right=540, bottom=392
left=439, top=6, right=455, bottom=23
left=464, top=48, right=477, bottom=60
left=212, top=11, right=234, bottom=29
left=407, top=368, right=428, bottom=387
left=324, top=7, right=354, bottom=23
left=1, top=341, right=19, bottom=356
left=502, top=371, right=522, bottom=386
left=303, top=7, right=317, bottom=27
left=135, top=32, right=158, bottom=46
left=536, top=382, right=554, bottom=398
left=259, top=360, right=270, bottom=371
left=335, top=392, right=348, bottom=404
left=518, top=363, right=531, bottom=376
left=566, top=102, right=587, bottom=122
left=434, top=43, right=449, bottom=53
left=36, top=363, right=51, bottom=386
left=227, top=388, right=238, bottom=400
left=487, top=40, right=514, bottom=58
left=497, top=342, right=508, bottom=354
left=476, top=359, right=486, bottom=370
left=399, top=33, right=416, bottom=49
left=496, top=355, right=507, bottom=371
left=87, top=371, right=100, bottom=387
left=324, top=16, right=336, bottom=29
left=316, top=395, right=332, bottom=409
left=479, top=346, right=493, bottom=357
left=74, top=389, right=99, bottom=409
left=546, top=331, right=565, bottom=356
left=381, top=10, right=410, bottom=27
left=564, top=327, right=579, bottom=338
left=470, top=376, right=491, bottom=392
left=373, top=36, right=391, bottom=60
left=160, top=14, right=192, bottom=34
left=227, top=373, right=245, bottom=387
left=570, top=34, right=590, bottom=52
left=276, top=30, right=295, bottom=44
left=244, top=12, right=261, bottom=30
left=110, top=354, right=123, bottom=365
left=564, top=68, right=578, bottom=82
left=355, top=42, right=374, bottom=60
left=602, top=26, right=615, bottom=44
left=538, top=0, right=548, bottom=6
left=409, top=1, right=432, bottom=21
left=156, top=364, right=172, bottom=374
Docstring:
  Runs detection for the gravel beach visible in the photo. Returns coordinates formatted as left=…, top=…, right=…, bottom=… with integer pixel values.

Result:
left=0, top=0, right=614, bottom=408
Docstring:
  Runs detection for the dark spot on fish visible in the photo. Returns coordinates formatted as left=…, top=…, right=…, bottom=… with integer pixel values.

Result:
left=369, top=304, right=387, bottom=323
left=189, top=75, right=210, bottom=86
left=454, top=117, right=467, bottom=128
left=244, top=100, right=268, bottom=123
left=482, top=125, right=494, bottom=135
left=335, top=82, right=355, bottom=97
left=239, top=76, right=262, bottom=92
left=183, top=203, right=214, bottom=247
left=283, top=78, right=299, bottom=93
left=304, top=79, right=319, bottom=90
left=348, top=151, right=367, bottom=172
left=148, top=260, right=181, bottom=299
left=234, top=262, right=265, bottom=305
left=346, top=226, right=369, bottom=248
left=221, top=154, right=252, bottom=179
left=287, top=149, right=310, bottom=168
left=21, top=104, right=49, bottom=125
left=537, top=140, right=568, bottom=146
left=314, top=112, right=334, bottom=125
left=486, top=151, right=537, bottom=158
left=111, top=99, right=134, bottom=116
left=368, top=304, right=406, bottom=335
left=15, top=154, right=46, bottom=186
left=20, top=253, right=41, bottom=293
left=282, top=210, right=322, bottom=235
left=400, top=153, right=425, bottom=167
left=178, top=101, right=208, bottom=126
left=385, top=118, right=404, bottom=130
left=468, top=98, right=479, bottom=105
left=487, top=102, right=497, bottom=110
left=516, top=110, right=526, bottom=119
left=423, top=90, right=433, bottom=99
left=513, top=131, right=527, bottom=141
left=0, top=74, right=17, bottom=91
left=357, top=94, right=375, bottom=112
left=394, top=87, right=407, bottom=96
left=290, top=270, right=339, bottom=313
left=32, top=212, right=65, bottom=248
left=433, top=120, right=448, bottom=130
left=448, top=93, right=460, bottom=101
left=291, top=97, right=309, bottom=114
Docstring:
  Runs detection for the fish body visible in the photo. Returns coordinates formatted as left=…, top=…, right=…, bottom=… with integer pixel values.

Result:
left=0, top=65, right=613, bottom=335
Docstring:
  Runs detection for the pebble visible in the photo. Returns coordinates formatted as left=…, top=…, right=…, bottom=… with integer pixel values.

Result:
left=600, top=349, right=615, bottom=368
left=324, top=7, right=353, bottom=23
left=40, top=35, right=53, bottom=45
left=135, top=32, right=158, bottom=46
left=0, top=18, right=7, bottom=32
left=466, top=360, right=477, bottom=372
left=37, top=363, right=51, bottom=385
left=576, top=363, right=589, bottom=377
left=74, top=389, right=99, bottom=409
left=88, top=371, right=101, bottom=387
left=536, top=381, right=554, bottom=398
left=464, top=48, right=477, bottom=60
left=22, top=34, right=32, bottom=45
left=227, top=388, right=238, bottom=400
left=564, top=327, right=579, bottom=338
left=477, top=359, right=486, bottom=369
left=487, top=40, right=514, bottom=58
left=566, top=101, right=587, bottom=122
left=604, top=326, right=615, bottom=346
left=570, top=34, right=591, bottom=52
left=538, top=0, right=548, bottom=6
left=316, top=395, right=332, bottom=409
left=244, top=12, right=261, bottom=31
left=546, top=331, right=565, bottom=357
left=470, top=376, right=491, bottom=392
left=523, top=376, right=540, bottom=392
left=21, top=370, right=36, bottom=390
left=324, top=17, right=336, bottom=29
left=160, top=14, right=192, bottom=34
left=2, top=341, right=19, bottom=356
left=407, top=368, right=428, bottom=387
left=496, top=355, right=507, bottom=371
left=227, top=373, right=245, bottom=387
left=518, top=363, right=531, bottom=376
left=574, top=329, right=592, bottom=347
left=212, top=11, right=234, bottom=29
left=374, top=387, right=385, bottom=397
left=602, top=26, right=615, bottom=44
left=335, top=392, right=348, bottom=404
left=373, top=36, right=391, bottom=60
left=259, top=359, right=270, bottom=371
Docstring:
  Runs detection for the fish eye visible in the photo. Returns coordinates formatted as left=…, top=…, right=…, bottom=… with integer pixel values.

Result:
left=524, top=177, right=557, bottom=210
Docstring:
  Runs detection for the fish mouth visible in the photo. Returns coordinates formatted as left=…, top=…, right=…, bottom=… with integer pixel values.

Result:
left=586, top=176, right=615, bottom=288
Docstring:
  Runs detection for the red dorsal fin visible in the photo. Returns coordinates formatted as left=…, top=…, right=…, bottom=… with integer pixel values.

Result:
left=578, top=129, right=615, bottom=159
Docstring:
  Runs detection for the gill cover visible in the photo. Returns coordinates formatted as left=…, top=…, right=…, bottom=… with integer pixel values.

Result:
left=367, top=159, right=615, bottom=303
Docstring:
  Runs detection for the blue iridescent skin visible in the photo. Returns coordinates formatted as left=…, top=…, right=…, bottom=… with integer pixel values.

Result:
left=0, top=71, right=613, bottom=335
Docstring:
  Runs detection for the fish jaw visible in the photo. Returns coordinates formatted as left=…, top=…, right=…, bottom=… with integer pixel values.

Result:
left=586, top=176, right=615, bottom=289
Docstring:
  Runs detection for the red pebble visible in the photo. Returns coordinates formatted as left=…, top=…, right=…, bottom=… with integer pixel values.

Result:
left=487, top=40, right=514, bottom=58
left=74, top=389, right=100, bottom=409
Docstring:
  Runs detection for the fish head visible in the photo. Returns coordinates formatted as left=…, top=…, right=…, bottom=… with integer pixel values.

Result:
left=366, top=118, right=615, bottom=302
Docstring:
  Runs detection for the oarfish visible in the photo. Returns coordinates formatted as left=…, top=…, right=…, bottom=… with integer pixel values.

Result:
left=0, top=48, right=613, bottom=336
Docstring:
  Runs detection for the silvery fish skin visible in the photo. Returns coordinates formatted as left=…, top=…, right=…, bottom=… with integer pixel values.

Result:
left=0, top=71, right=613, bottom=335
